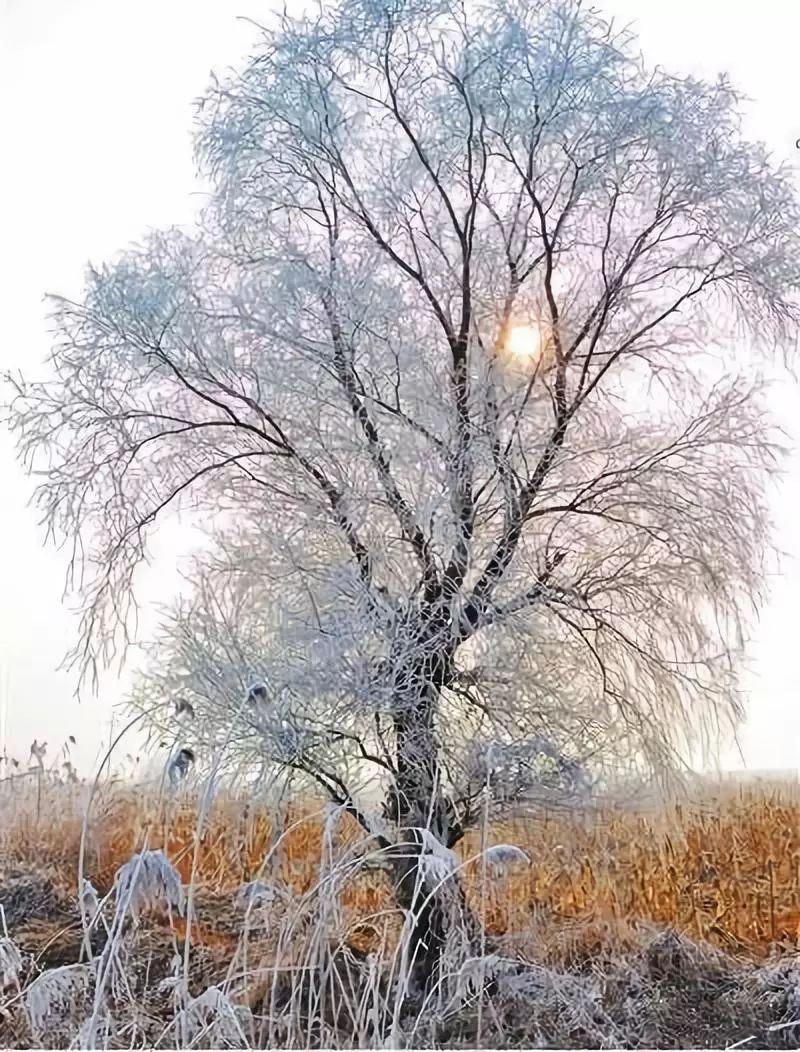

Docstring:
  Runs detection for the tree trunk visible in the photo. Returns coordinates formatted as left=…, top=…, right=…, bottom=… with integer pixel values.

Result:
left=383, top=679, right=478, bottom=997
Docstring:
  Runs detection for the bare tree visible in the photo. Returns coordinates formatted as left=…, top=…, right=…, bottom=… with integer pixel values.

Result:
left=7, top=0, right=800, bottom=987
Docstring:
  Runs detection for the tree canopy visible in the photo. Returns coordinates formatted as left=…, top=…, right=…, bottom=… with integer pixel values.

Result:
left=8, top=0, right=800, bottom=830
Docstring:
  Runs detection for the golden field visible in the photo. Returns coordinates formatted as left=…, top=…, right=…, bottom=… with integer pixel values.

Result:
left=3, top=775, right=799, bottom=963
left=2, top=775, right=800, bottom=1048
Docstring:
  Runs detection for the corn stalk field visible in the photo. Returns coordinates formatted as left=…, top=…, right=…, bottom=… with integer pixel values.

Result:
left=0, top=774, right=799, bottom=1048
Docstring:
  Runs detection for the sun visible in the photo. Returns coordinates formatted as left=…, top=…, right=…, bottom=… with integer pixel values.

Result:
left=506, top=324, right=542, bottom=361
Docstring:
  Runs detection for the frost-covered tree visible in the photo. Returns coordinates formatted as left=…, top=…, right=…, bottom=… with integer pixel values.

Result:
left=8, top=0, right=800, bottom=984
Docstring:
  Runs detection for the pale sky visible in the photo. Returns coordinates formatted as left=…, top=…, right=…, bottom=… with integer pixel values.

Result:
left=1, top=0, right=799, bottom=776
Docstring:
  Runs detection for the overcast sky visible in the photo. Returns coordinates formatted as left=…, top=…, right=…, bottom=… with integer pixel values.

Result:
left=1, top=0, right=799, bottom=777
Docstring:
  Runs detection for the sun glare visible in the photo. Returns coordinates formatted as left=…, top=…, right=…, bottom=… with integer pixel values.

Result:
left=506, top=324, right=542, bottom=360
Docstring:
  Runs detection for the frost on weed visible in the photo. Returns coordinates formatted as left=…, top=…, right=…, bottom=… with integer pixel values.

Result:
left=483, top=844, right=531, bottom=867
left=172, top=985, right=252, bottom=1049
left=0, top=937, right=23, bottom=991
left=24, top=962, right=93, bottom=1045
left=416, top=828, right=459, bottom=890
left=113, top=849, right=184, bottom=920
left=80, top=878, right=103, bottom=928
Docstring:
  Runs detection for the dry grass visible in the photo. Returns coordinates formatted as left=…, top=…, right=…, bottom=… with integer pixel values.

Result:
left=1, top=773, right=799, bottom=1048
left=3, top=775, right=798, bottom=959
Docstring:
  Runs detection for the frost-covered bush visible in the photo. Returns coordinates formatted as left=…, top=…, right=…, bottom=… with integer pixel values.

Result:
left=113, top=849, right=184, bottom=920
